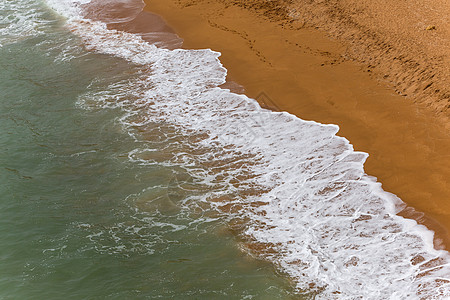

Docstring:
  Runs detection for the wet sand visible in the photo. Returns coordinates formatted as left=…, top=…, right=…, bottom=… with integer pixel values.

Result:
left=136, top=0, right=450, bottom=248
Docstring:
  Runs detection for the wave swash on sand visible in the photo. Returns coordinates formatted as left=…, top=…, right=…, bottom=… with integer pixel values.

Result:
left=36, top=0, right=450, bottom=298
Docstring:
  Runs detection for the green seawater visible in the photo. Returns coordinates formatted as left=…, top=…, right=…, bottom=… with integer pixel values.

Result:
left=0, top=2, right=294, bottom=299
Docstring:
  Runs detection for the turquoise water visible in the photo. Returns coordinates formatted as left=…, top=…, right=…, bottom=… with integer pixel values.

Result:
left=3, top=0, right=450, bottom=298
left=0, top=3, right=294, bottom=298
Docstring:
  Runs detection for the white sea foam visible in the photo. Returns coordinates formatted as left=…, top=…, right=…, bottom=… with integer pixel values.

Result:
left=0, top=0, right=50, bottom=47
left=45, top=0, right=450, bottom=298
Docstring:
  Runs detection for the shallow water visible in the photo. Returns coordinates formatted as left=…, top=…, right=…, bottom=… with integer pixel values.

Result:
left=1, top=0, right=450, bottom=299
left=0, top=2, right=294, bottom=298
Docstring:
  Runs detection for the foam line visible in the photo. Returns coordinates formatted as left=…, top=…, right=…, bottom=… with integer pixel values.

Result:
left=44, top=0, right=450, bottom=298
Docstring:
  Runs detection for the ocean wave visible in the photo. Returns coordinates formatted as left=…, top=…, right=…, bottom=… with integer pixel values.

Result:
left=0, top=0, right=50, bottom=47
left=44, top=0, right=450, bottom=298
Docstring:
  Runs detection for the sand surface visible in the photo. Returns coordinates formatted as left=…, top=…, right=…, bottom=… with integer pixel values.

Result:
left=139, top=0, right=450, bottom=248
left=286, top=0, right=450, bottom=116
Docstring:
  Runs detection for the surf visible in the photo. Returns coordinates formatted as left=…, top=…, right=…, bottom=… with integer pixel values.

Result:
left=32, top=0, right=450, bottom=298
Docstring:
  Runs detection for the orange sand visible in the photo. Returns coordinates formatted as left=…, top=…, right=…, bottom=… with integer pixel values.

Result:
left=137, top=0, right=450, bottom=249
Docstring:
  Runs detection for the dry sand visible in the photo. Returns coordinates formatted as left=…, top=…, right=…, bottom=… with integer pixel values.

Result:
left=286, top=0, right=450, bottom=115
left=139, top=0, right=450, bottom=249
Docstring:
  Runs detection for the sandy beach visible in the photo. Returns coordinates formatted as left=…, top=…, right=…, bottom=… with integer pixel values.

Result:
left=3, top=0, right=450, bottom=297
left=138, top=0, right=450, bottom=249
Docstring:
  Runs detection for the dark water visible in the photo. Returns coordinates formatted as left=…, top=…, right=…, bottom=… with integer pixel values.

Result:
left=0, top=2, right=294, bottom=298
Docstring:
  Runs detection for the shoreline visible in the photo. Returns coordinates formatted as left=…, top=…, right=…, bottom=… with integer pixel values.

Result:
left=142, top=0, right=450, bottom=249
left=8, top=0, right=449, bottom=297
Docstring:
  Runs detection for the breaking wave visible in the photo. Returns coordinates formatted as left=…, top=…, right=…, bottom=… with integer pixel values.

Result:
left=43, top=0, right=450, bottom=298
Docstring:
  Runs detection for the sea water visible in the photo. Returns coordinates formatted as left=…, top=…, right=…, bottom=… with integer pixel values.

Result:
left=0, top=1, right=293, bottom=299
left=1, top=0, right=449, bottom=299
